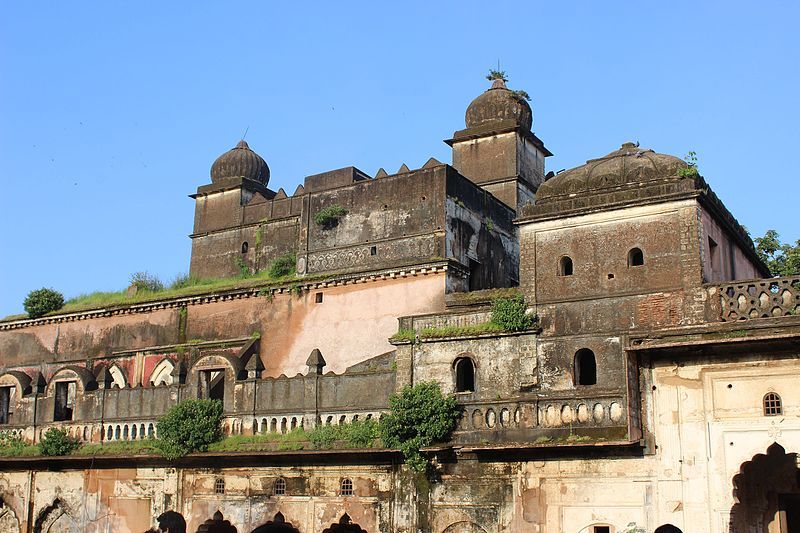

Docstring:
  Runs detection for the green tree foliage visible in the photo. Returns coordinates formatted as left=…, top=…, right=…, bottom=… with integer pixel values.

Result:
left=313, top=204, right=348, bottom=229
left=678, top=151, right=699, bottom=178
left=491, top=294, right=534, bottom=332
left=23, top=287, right=65, bottom=318
left=39, top=428, right=79, bottom=456
left=379, top=382, right=461, bottom=472
left=130, top=271, right=164, bottom=292
left=486, top=69, right=507, bottom=82
left=156, top=399, right=223, bottom=460
left=267, top=253, right=296, bottom=278
left=755, top=230, right=800, bottom=277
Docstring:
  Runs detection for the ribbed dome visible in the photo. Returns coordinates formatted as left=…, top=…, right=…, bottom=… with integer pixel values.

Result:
left=210, top=140, right=270, bottom=186
left=536, top=142, right=689, bottom=201
left=465, top=79, right=533, bottom=130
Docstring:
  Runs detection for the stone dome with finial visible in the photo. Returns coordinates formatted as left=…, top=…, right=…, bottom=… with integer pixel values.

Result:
left=210, top=140, right=270, bottom=187
left=465, top=71, right=533, bottom=130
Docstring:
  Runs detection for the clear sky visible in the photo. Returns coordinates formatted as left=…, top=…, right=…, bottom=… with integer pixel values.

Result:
left=1, top=2, right=798, bottom=317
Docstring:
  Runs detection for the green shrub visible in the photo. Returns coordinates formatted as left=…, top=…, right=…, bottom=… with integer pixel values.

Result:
left=130, top=271, right=164, bottom=292
left=23, top=288, right=65, bottom=318
left=308, top=424, right=341, bottom=448
left=678, top=151, right=700, bottom=178
left=345, top=419, right=380, bottom=448
left=169, top=273, right=199, bottom=290
left=0, top=432, right=38, bottom=457
left=156, top=399, right=223, bottom=459
left=313, top=204, right=347, bottom=228
left=267, top=253, right=296, bottom=278
left=491, top=294, right=534, bottom=332
left=39, top=428, right=79, bottom=456
left=380, top=382, right=460, bottom=472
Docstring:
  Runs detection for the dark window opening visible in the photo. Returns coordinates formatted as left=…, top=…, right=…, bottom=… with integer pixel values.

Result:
left=200, top=370, right=225, bottom=402
left=708, top=236, right=718, bottom=271
left=559, top=256, right=573, bottom=276
left=764, top=392, right=782, bottom=416
left=0, top=387, right=10, bottom=424
left=241, top=241, right=249, bottom=253
left=274, top=477, right=286, bottom=495
left=575, top=349, right=597, bottom=386
left=54, top=381, right=76, bottom=421
left=315, top=292, right=323, bottom=303
left=469, top=259, right=482, bottom=291
left=628, top=247, right=644, bottom=267
left=340, top=478, right=354, bottom=496
left=370, top=245, right=377, bottom=256
left=214, top=477, right=225, bottom=494
left=593, top=527, right=611, bottom=533
left=454, top=358, right=475, bottom=392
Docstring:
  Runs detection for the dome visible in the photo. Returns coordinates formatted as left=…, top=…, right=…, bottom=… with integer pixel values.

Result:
left=465, top=78, right=533, bottom=130
left=210, top=140, right=270, bottom=186
left=536, top=142, right=689, bottom=202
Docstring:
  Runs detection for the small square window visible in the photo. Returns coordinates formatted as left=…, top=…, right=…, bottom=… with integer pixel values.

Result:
left=315, top=292, right=323, bottom=303
left=370, top=246, right=377, bottom=256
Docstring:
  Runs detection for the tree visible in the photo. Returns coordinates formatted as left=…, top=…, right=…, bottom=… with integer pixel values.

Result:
left=755, top=230, right=800, bottom=277
left=23, top=288, right=65, bottom=318
left=156, top=399, right=223, bottom=459
left=379, top=382, right=461, bottom=472
left=39, top=427, right=79, bottom=456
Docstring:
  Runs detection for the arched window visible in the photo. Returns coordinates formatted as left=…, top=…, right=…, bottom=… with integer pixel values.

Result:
left=628, top=247, right=644, bottom=267
left=763, top=392, right=782, bottom=416
left=109, top=365, right=127, bottom=389
left=559, top=256, right=573, bottom=276
left=340, top=478, right=354, bottom=496
left=274, top=477, right=286, bottom=495
left=241, top=241, right=249, bottom=253
left=574, top=349, right=597, bottom=386
left=454, top=358, right=475, bottom=392
left=214, top=477, right=225, bottom=494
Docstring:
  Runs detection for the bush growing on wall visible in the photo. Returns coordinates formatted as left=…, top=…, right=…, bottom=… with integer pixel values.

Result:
left=379, top=382, right=460, bottom=472
left=156, top=399, right=223, bottom=459
left=313, top=204, right=347, bottom=229
left=491, top=294, right=534, bottom=332
left=267, top=253, right=296, bottom=278
left=23, top=288, right=65, bottom=318
left=39, top=427, right=79, bottom=456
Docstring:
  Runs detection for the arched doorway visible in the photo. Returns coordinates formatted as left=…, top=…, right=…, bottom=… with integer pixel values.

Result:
left=33, top=498, right=79, bottom=533
left=196, top=511, right=237, bottom=533
left=730, top=443, right=800, bottom=532
left=442, top=521, right=488, bottom=533
left=251, top=512, right=299, bottom=533
left=322, top=514, right=367, bottom=533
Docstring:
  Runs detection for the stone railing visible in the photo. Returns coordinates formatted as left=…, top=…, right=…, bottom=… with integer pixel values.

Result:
left=455, top=395, right=628, bottom=435
left=712, top=275, right=800, bottom=321
left=399, top=309, right=493, bottom=334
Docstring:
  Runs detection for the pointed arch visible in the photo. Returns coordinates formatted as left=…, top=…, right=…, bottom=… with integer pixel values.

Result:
left=150, top=359, right=175, bottom=387
left=322, top=514, right=367, bottom=533
left=33, top=498, right=79, bottom=533
left=108, top=365, right=127, bottom=389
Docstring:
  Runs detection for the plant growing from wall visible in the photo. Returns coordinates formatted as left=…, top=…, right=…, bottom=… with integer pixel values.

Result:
left=486, top=69, right=507, bottom=82
left=511, top=89, right=530, bottom=102
left=491, top=294, right=535, bottom=332
left=313, top=204, right=347, bottom=229
left=678, top=151, right=700, bottom=178
left=130, top=271, right=165, bottom=292
left=267, top=253, right=296, bottom=278
left=379, top=382, right=460, bottom=472
left=233, top=256, right=251, bottom=278
left=254, top=227, right=263, bottom=248
left=39, top=428, right=79, bottom=456
left=23, top=288, right=65, bottom=318
left=156, top=399, right=223, bottom=459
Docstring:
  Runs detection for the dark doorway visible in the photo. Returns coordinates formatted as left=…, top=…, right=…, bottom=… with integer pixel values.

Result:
left=731, top=443, right=800, bottom=532
left=574, top=349, right=597, bottom=386
left=454, top=358, right=475, bottom=392
left=322, top=514, right=367, bottom=533
left=200, top=370, right=225, bottom=402
left=54, top=382, right=75, bottom=421
left=0, top=387, right=10, bottom=424
left=251, top=512, right=299, bottom=533
left=468, top=259, right=481, bottom=291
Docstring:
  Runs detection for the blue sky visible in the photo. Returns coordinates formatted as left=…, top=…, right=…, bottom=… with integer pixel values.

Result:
left=1, top=2, right=798, bottom=317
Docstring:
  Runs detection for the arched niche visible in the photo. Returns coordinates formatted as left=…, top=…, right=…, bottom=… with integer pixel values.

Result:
left=150, top=358, right=176, bottom=387
left=322, top=514, right=367, bottom=533
left=442, top=521, right=489, bottom=533
left=46, top=366, right=96, bottom=395
left=188, top=354, right=241, bottom=404
left=0, top=371, right=33, bottom=397
left=33, top=498, right=79, bottom=533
